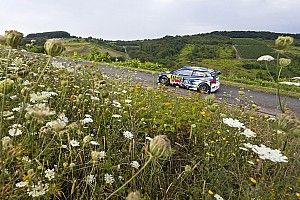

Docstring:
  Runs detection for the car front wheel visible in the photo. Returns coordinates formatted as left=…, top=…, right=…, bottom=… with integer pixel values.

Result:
left=159, top=76, right=170, bottom=86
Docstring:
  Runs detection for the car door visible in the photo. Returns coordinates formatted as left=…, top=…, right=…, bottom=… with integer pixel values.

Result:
left=170, top=69, right=193, bottom=85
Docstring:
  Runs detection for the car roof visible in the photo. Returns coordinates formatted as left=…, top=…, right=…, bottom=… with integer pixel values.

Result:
left=180, top=66, right=214, bottom=72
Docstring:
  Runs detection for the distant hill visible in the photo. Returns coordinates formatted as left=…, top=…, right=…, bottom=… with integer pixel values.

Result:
left=211, top=31, right=300, bottom=40
left=26, top=31, right=72, bottom=39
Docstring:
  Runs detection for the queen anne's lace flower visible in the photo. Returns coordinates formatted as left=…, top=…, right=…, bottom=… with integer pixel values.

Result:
left=104, top=173, right=115, bottom=184
left=8, top=124, right=22, bottom=136
left=257, top=55, right=275, bottom=62
left=82, top=115, right=93, bottom=124
left=112, top=100, right=121, bottom=108
left=240, top=128, right=256, bottom=138
left=85, top=174, right=95, bottom=184
left=130, top=161, right=140, bottom=169
left=123, top=131, right=134, bottom=139
left=214, top=194, right=224, bottom=200
left=27, top=182, right=49, bottom=197
left=45, top=169, right=55, bottom=181
left=223, top=118, right=245, bottom=129
left=16, top=181, right=28, bottom=188
left=70, top=139, right=80, bottom=147
left=90, top=141, right=100, bottom=146
left=243, top=143, right=288, bottom=163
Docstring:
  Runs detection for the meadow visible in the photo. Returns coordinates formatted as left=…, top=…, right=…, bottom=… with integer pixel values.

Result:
left=1, top=46, right=300, bottom=200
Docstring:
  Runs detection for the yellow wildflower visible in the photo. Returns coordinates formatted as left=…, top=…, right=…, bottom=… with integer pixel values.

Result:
left=249, top=177, right=257, bottom=184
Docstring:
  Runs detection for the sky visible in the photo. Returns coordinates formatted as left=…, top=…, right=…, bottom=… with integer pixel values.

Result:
left=0, top=0, right=299, bottom=40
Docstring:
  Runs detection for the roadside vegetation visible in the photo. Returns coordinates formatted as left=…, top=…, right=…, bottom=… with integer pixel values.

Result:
left=1, top=31, right=300, bottom=200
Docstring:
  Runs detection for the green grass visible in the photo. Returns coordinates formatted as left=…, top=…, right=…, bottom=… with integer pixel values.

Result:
left=231, top=38, right=265, bottom=45
left=63, top=39, right=128, bottom=58
left=234, top=45, right=275, bottom=59
left=1, top=47, right=300, bottom=199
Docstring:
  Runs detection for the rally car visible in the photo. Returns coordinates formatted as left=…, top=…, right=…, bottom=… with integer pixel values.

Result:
left=158, top=66, right=221, bottom=93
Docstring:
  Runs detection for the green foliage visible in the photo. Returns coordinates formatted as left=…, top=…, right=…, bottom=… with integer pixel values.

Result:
left=84, top=48, right=111, bottom=62
left=114, top=59, right=167, bottom=71
left=235, top=45, right=274, bottom=59
left=231, top=38, right=265, bottom=45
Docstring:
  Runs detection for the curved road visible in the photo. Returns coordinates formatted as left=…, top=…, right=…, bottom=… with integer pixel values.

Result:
left=61, top=59, right=299, bottom=118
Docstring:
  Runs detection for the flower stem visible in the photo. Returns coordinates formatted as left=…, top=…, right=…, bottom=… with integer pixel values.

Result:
left=276, top=52, right=285, bottom=113
left=35, top=56, right=51, bottom=87
left=105, top=156, right=154, bottom=200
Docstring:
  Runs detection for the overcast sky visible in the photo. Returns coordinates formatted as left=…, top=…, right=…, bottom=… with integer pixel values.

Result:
left=0, top=0, right=299, bottom=40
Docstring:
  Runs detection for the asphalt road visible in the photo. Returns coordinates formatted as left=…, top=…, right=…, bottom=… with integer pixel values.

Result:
left=74, top=61, right=299, bottom=118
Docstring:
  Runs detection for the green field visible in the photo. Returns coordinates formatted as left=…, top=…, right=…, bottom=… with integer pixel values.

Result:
left=234, top=45, right=274, bottom=59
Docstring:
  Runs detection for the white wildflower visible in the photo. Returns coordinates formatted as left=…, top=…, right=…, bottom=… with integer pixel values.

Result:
left=45, top=169, right=55, bottom=181
left=22, top=80, right=30, bottom=86
left=91, top=151, right=106, bottom=162
left=70, top=139, right=80, bottom=147
left=46, top=117, right=67, bottom=131
left=257, top=55, right=275, bottom=62
left=223, top=118, right=245, bottom=129
left=130, top=161, right=140, bottom=169
left=91, top=96, right=100, bottom=101
left=22, top=156, right=32, bottom=163
left=61, top=144, right=67, bottom=149
left=12, top=106, right=22, bottom=112
left=241, top=128, right=256, bottom=138
left=123, top=131, right=134, bottom=139
left=125, top=99, right=132, bottom=104
left=26, top=103, right=55, bottom=118
left=214, top=194, right=224, bottom=200
left=3, top=111, right=13, bottom=117
left=112, top=114, right=122, bottom=118
left=85, top=174, right=95, bottom=184
left=239, top=147, right=249, bottom=151
left=27, top=182, right=49, bottom=197
left=112, top=100, right=121, bottom=108
left=247, top=161, right=255, bottom=165
left=191, top=124, right=196, bottom=128
left=8, top=124, right=23, bottom=136
left=90, top=141, right=100, bottom=146
left=16, top=181, right=28, bottom=188
left=82, top=115, right=93, bottom=124
left=104, top=173, right=115, bottom=184
left=279, top=81, right=300, bottom=87
left=6, top=116, right=15, bottom=120
left=10, top=95, right=17, bottom=100
left=243, top=143, right=288, bottom=163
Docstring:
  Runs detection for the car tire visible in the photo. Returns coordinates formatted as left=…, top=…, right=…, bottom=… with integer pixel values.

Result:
left=159, top=76, right=170, bottom=86
left=198, top=83, right=211, bottom=94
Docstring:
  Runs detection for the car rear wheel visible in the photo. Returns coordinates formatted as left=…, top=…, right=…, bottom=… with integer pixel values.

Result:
left=198, top=84, right=210, bottom=93
left=159, top=76, right=170, bottom=86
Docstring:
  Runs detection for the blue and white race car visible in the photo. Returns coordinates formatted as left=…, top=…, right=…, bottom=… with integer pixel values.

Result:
left=158, top=66, right=221, bottom=93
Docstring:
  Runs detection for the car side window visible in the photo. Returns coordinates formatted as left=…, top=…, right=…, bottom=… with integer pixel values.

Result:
left=173, top=69, right=193, bottom=76
left=192, top=70, right=206, bottom=77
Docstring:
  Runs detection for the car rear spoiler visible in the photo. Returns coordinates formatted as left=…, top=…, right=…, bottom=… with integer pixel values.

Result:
left=212, top=70, right=221, bottom=76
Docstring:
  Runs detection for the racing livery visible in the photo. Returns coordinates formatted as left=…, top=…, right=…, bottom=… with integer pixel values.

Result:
left=158, top=66, right=221, bottom=93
